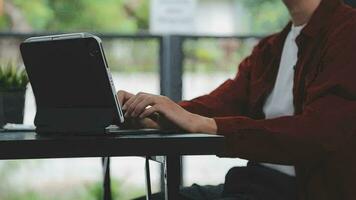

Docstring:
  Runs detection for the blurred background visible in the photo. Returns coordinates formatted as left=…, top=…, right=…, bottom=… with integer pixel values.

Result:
left=0, top=0, right=288, bottom=199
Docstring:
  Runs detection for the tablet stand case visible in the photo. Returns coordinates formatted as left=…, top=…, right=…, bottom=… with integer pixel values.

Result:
left=20, top=34, right=122, bottom=135
left=35, top=107, right=119, bottom=134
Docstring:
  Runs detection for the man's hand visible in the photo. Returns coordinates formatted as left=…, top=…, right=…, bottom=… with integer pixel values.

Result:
left=117, top=90, right=134, bottom=106
left=117, top=90, right=159, bottom=129
left=120, top=91, right=217, bottom=134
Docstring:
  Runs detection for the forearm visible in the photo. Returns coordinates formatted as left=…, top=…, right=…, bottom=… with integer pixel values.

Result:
left=178, top=78, right=249, bottom=118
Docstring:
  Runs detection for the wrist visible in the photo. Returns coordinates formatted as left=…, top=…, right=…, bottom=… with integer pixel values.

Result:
left=189, top=114, right=217, bottom=134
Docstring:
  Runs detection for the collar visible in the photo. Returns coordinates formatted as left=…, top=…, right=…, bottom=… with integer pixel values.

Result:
left=270, top=23, right=292, bottom=55
left=302, top=0, right=342, bottom=37
left=271, top=0, right=342, bottom=55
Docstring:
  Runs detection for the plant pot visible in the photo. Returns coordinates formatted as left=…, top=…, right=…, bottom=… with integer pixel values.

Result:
left=0, top=89, right=26, bottom=126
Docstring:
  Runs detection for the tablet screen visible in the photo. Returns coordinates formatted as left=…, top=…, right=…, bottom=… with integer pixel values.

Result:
left=22, top=38, right=115, bottom=107
left=20, top=36, right=122, bottom=129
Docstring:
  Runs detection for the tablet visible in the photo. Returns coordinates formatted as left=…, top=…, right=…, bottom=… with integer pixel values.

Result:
left=20, top=33, right=125, bottom=133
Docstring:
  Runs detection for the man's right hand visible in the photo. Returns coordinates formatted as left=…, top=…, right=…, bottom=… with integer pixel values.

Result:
left=117, top=90, right=162, bottom=129
left=117, top=90, right=134, bottom=106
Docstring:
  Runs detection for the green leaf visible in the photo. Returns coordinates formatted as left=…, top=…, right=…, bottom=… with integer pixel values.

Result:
left=0, top=62, right=29, bottom=91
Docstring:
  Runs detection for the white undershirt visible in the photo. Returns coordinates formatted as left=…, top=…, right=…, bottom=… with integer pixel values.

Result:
left=261, top=25, right=305, bottom=176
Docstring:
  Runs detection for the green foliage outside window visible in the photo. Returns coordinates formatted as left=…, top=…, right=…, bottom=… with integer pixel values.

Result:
left=241, top=0, right=290, bottom=34
left=1, top=0, right=149, bottom=33
left=1, top=0, right=288, bottom=34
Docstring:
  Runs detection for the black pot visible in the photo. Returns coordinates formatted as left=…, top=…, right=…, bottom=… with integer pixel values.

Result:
left=0, top=89, right=26, bottom=126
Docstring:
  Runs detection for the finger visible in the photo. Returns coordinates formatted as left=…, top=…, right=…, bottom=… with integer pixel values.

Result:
left=138, top=118, right=160, bottom=129
left=122, top=93, right=139, bottom=112
left=116, top=90, right=125, bottom=104
left=117, top=90, right=133, bottom=108
left=123, top=97, right=137, bottom=117
left=126, top=93, right=148, bottom=117
left=139, top=105, right=159, bottom=119
left=131, top=97, right=156, bottom=117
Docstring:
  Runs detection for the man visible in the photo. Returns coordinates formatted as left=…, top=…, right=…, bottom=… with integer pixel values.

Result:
left=118, top=0, right=356, bottom=199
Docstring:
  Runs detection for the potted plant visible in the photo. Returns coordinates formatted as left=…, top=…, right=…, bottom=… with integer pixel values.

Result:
left=0, top=63, right=29, bottom=126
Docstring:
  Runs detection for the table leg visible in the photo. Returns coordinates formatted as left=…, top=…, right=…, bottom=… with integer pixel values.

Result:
left=145, top=156, right=152, bottom=200
left=102, top=157, right=112, bottom=200
left=164, top=155, right=181, bottom=200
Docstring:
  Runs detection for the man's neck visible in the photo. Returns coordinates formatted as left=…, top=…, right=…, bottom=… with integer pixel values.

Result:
left=283, top=0, right=322, bottom=26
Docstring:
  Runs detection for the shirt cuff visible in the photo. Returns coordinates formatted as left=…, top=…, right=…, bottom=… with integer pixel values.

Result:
left=213, top=116, right=259, bottom=136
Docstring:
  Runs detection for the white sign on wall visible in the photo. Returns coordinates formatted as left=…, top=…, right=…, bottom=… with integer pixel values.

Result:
left=150, top=0, right=197, bottom=34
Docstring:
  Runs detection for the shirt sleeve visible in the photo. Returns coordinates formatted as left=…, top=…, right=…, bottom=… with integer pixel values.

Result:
left=178, top=44, right=257, bottom=118
left=214, top=24, right=356, bottom=166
